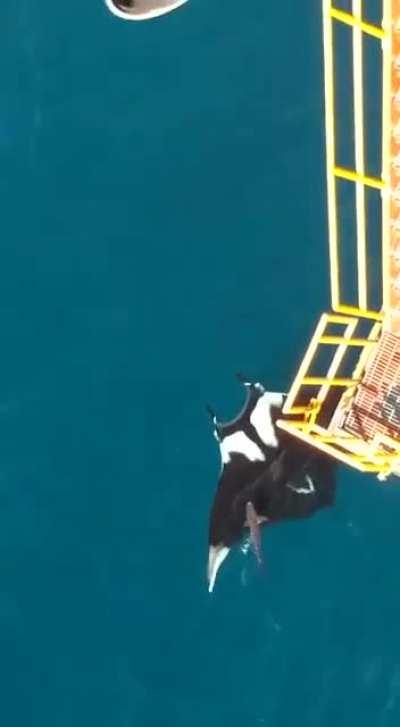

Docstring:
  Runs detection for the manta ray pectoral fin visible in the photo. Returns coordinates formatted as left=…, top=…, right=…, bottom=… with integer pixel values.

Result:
left=207, top=545, right=230, bottom=593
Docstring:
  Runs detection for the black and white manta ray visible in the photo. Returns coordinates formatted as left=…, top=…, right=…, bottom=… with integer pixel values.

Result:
left=207, top=376, right=336, bottom=592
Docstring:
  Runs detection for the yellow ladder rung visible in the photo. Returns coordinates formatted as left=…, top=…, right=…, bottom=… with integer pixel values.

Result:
left=325, top=314, right=357, bottom=324
left=313, top=435, right=360, bottom=443
left=334, top=306, right=383, bottom=321
left=319, top=336, right=376, bottom=345
left=302, top=377, right=357, bottom=386
left=334, top=166, right=385, bottom=189
left=330, top=7, right=386, bottom=39
left=370, top=451, right=400, bottom=460
left=282, top=420, right=316, bottom=430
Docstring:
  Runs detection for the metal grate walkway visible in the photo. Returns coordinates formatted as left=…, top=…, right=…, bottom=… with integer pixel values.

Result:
left=344, top=332, right=400, bottom=440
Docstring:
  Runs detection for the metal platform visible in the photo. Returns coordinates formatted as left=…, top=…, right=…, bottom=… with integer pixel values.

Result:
left=343, top=332, right=400, bottom=440
left=277, top=2, right=400, bottom=479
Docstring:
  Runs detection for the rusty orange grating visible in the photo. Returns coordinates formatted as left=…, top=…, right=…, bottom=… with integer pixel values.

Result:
left=343, top=332, right=400, bottom=440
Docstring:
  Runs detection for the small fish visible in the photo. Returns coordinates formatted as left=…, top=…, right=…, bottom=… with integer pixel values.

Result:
left=245, top=501, right=263, bottom=566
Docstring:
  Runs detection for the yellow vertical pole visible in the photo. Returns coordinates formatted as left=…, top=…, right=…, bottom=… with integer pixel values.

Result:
left=381, top=0, right=392, bottom=322
left=323, top=0, right=340, bottom=310
left=283, top=314, right=330, bottom=413
left=352, top=0, right=368, bottom=309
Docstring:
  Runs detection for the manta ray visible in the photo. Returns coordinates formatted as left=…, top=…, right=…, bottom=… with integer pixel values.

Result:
left=207, top=377, right=337, bottom=592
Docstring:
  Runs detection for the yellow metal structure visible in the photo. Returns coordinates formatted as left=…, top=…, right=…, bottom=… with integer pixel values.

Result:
left=277, top=0, right=400, bottom=480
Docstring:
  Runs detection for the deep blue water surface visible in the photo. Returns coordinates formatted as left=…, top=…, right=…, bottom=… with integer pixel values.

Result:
left=1, top=1, right=400, bottom=725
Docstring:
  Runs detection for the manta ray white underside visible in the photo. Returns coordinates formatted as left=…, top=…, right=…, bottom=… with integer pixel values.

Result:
left=104, top=0, right=189, bottom=21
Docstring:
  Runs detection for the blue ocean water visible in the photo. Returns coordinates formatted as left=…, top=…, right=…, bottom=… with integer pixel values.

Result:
left=1, top=0, right=400, bottom=725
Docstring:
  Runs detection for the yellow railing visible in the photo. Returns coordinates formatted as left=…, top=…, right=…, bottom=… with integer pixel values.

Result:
left=381, top=0, right=392, bottom=316
left=277, top=311, right=400, bottom=477
left=278, top=2, right=400, bottom=478
left=277, top=418, right=400, bottom=478
left=283, top=312, right=379, bottom=416
left=329, top=7, right=386, bottom=39
left=323, top=0, right=389, bottom=315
